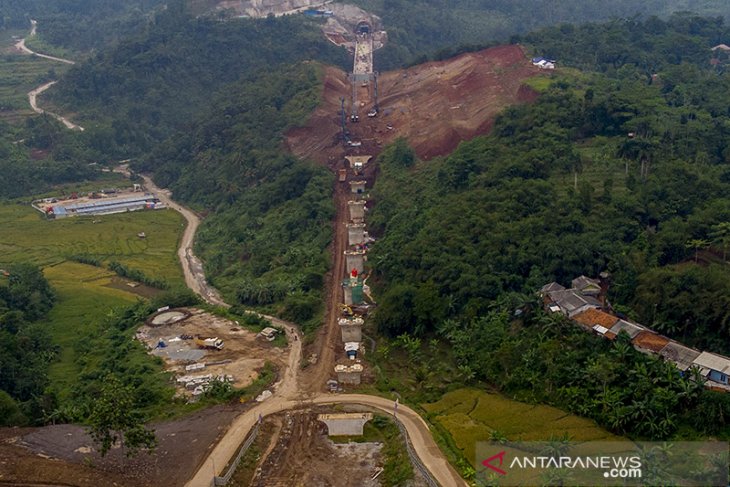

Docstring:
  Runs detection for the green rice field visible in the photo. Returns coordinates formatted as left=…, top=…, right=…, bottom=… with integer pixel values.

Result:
left=0, top=201, right=185, bottom=400
left=423, top=388, right=619, bottom=467
left=0, top=202, right=185, bottom=284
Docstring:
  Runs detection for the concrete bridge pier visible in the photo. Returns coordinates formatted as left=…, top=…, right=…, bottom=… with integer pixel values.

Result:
left=318, top=412, right=373, bottom=436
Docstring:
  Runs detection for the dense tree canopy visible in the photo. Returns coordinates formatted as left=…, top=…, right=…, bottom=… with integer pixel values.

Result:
left=0, top=0, right=165, bottom=52
left=370, top=15, right=730, bottom=359
left=349, top=0, right=730, bottom=69
left=49, top=7, right=349, bottom=158
left=0, top=264, right=57, bottom=425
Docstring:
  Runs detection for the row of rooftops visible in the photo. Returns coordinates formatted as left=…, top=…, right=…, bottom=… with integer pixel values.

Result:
left=542, top=276, right=730, bottom=390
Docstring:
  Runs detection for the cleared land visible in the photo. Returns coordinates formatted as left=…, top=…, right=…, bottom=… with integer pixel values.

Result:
left=286, top=45, right=542, bottom=162
left=138, top=308, right=289, bottom=398
left=250, top=409, right=427, bottom=487
left=423, top=388, right=619, bottom=467
left=11, top=403, right=245, bottom=487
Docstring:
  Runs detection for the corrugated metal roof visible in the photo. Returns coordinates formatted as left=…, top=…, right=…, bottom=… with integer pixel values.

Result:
left=660, top=341, right=701, bottom=371
left=548, top=290, right=600, bottom=314
left=592, top=324, right=609, bottom=335
left=609, top=319, right=645, bottom=339
left=540, top=282, right=565, bottom=294
left=62, top=194, right=156, bottom=211
left=693, top=351, right=730, bottom=374
left=571, top=275, right=600, bottom=293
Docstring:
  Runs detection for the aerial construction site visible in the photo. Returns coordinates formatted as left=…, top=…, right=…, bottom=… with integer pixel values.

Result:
left=0, top=4, right=545, bottom=486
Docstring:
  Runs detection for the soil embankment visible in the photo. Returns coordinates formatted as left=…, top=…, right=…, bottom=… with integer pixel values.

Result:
left=287, top=44, right=541, bottom=162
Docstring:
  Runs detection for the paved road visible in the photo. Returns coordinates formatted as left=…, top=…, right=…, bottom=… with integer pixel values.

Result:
left=17, top=20, right=84, bottom=131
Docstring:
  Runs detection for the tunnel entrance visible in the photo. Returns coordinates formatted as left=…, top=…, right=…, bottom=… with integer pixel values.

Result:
left=356, top=21, right=371, bottom=35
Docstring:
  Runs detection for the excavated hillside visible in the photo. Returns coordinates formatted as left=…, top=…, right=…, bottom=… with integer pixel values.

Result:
left=286, top=44, right=543, bottom=162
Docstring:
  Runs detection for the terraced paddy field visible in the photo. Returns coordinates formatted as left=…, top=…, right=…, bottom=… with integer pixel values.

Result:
left=0, top=201, right=185, bottom=400
left=423, top=388, right=619, bottom=468
left=0, top=203, right=184, bottom=283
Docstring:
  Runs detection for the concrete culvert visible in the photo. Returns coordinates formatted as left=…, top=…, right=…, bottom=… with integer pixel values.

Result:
left=149, top=309, right=191, bottom=326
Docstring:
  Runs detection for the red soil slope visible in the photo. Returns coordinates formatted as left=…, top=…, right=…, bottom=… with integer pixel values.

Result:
left=286, top=44, right=543, bottom=163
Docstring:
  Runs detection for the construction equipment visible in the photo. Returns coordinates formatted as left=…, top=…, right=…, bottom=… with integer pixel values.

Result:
left=350, top=73, right=359, bottom=122
left=195, top=337, right=224, bottom=350
left=340, top=97, right=351, bottom=144
left=372, top=72, right=380, bottom=114
left=340, top=304, right=354, bottom=317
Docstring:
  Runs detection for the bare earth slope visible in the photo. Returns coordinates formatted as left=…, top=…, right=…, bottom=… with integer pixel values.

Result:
left=287, top=44, right=540, bottom=162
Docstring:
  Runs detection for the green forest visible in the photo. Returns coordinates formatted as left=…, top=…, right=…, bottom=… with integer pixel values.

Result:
left=0, top=0, right=165, bottom=52
left=0, top=264, right=56, bottom=425
left=0, top=117, right=101, bottom=199
left=142, top=63, right=335, bottom=331
left=48, top=3, right=348, bottom=158
left=4, top=0, right=730, bottom=451
left=347, top=0, right=730, bottom=69
left=368, top=14, right=730, bottom=439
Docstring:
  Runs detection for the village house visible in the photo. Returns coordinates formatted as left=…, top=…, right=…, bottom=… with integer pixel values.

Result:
left=541, top=274, right=730, bottom=391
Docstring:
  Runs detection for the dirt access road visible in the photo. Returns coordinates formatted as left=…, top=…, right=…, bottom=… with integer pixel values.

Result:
left=7, top=24, right=472, bottom=482
left=17, top=20, right=84, bottom=131
left=137, top=171, right=303, bottom=402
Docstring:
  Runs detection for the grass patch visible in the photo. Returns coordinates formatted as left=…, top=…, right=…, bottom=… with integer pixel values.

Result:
left=423, top=388, right=619, bottom=467
left=40, top=261, right=138, bottom=402
left=0, top=54, right=69, bottom=122
left=522, top=75, right=553, bottom=93
left=0, top=203, right=185, bottom=284
left=0, top=29, right=71, bottom=123
left=0, top=200, right=185, bottom=408
left=23, top=34, right=79, bottom=62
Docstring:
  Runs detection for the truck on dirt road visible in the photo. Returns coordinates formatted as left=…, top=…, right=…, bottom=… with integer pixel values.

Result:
left=195, top=337, right=224, bottom=350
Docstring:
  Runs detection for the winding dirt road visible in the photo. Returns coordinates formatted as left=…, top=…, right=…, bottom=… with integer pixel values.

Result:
left=135, top=172, right=466, bottom=486
left=17, top=20, right=84, bottom=131
left=8, top=11, right=472, bottom=487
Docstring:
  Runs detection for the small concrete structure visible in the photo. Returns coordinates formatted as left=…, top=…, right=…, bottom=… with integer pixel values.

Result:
left=318, top=412, right=373, bottom=436
left=347, top=223, right=366, bottom=246
left=345, top=155, right=372, bottom=175
left=149, top=309, right=190, bottom=326
left=335, top=363, right=363, bottom=385
left=350, top=180, right=367, bottom=196
left=345, top=249, right=366, bottom=275
left=348, top=200, right=366, bottom=223
left=342, top=277, right=364, bottom=305
left=693, top=352, right=730, bottom=385
left=339, top=317, right=363, bottom=342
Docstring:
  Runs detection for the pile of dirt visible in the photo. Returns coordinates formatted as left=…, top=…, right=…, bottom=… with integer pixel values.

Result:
left=286, top=45, right=543, bottom=163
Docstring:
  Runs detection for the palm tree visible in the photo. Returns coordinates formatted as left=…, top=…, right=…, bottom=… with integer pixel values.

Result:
left=685, top=238, right=709, bottom=263
left=709, top=222, right=730, bottom=262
